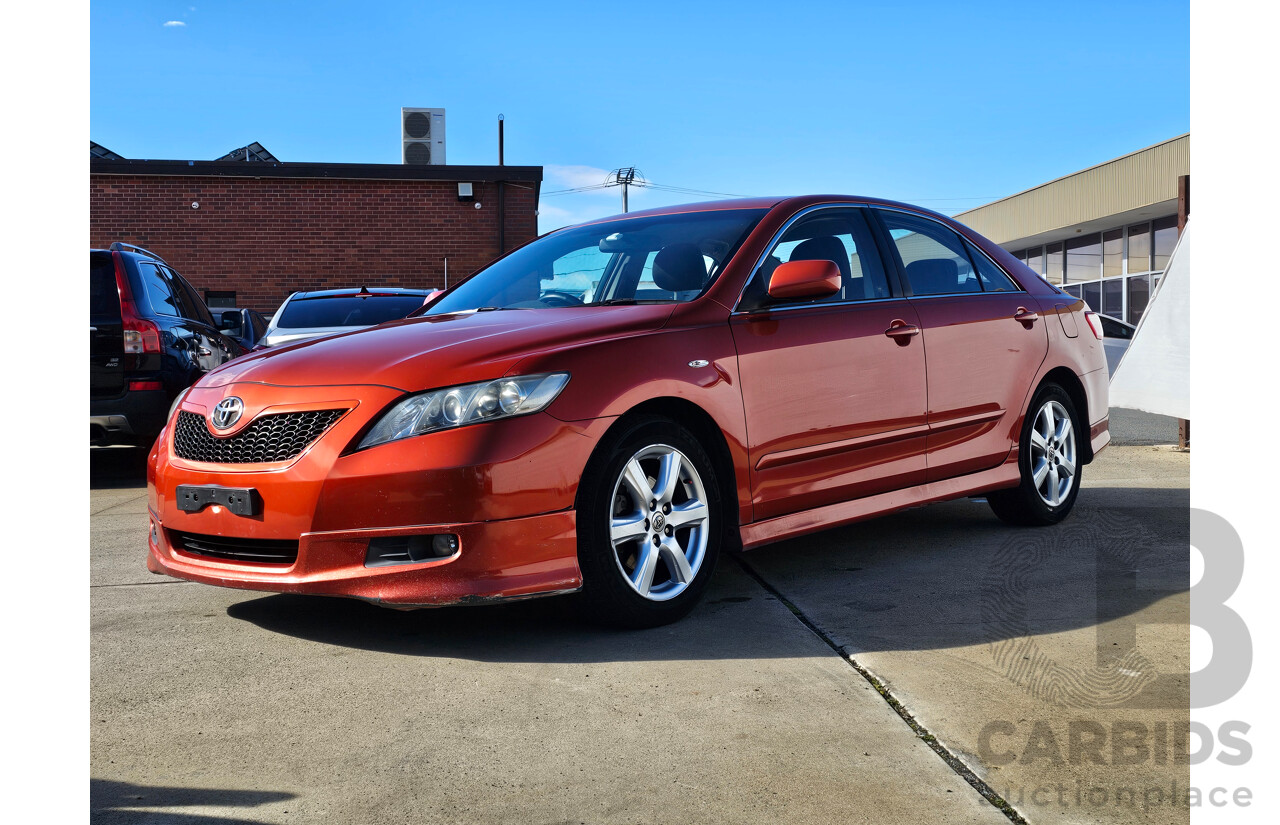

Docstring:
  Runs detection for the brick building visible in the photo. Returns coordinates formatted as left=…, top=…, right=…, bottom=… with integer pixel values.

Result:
left=90, top=151, right=543, bottom=315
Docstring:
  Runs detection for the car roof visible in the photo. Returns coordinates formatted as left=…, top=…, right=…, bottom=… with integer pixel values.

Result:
left=568, top=194, right=958, bottom=228
left=287, top=287, right=432, bottom=300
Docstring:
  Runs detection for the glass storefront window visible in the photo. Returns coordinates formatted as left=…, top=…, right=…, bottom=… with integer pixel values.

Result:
left=1065, top=233, right=1100, bottom=283
left=1082, top=281, right=1101, bottom=313
left=1103, top=229, right=1123, bottom=278
left=1128, top=222, right=1151, bottom=274
left=1127, top=274, right=1150, bottom=325
left=1026, top=246, right=1044, bottom=277
left=1046, top=242, right=1064, bottom=284
left=1102, top=278, right=1124, bottom=318
left=1152, top=215, right=1178, bottom=272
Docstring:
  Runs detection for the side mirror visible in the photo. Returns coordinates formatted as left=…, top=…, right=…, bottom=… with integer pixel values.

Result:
left=220, top=310, right=244, bottom=335
left=767, top=259, right=841, bottom=301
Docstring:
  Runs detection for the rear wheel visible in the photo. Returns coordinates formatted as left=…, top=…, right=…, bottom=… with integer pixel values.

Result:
left=576, top=417, right=721, bottom=628
left=988, top=384, right=1083, bottom=526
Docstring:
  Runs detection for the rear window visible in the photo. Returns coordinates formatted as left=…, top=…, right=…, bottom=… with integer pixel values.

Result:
left=277, top=294, right=426, bottom=329
left=90, top=253, right=121, bottom=321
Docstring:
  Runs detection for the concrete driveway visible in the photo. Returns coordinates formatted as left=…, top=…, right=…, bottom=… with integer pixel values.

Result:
left=91, top=439, right=1188, bottom=824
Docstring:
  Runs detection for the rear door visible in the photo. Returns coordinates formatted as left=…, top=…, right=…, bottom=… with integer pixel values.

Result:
left=167, top=268, right=243, bottom=366
left=730, top=206, right=929, bottom=521
left=90, top=251, right=126, bottom=399
left=871, top=208, right=1048, bottom=482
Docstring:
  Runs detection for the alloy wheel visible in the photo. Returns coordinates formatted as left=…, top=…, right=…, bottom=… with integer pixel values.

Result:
left=607, top=444, right=710, bottom=602
left=1029, top=399, right=1077, bottom=507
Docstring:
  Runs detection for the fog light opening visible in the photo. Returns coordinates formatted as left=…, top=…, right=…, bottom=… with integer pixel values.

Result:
left=364, top=534, right=460, bottom=567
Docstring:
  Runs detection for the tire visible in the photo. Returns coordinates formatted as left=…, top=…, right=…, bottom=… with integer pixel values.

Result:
left=988, top=383, right=1084, bottom=526
left=576, top=416, right=722, bottom=628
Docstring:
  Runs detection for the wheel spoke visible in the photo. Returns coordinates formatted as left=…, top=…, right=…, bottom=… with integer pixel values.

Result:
left=653, top=451, right=682, bottom=505
left=623, top=458, right=654, bottom=504
left=1058, top=456, right=1075, bottom=478
left=1047, top=466, right=1061, bottom=505
left=1032, top=458, right=1050, bottom=487
left=610, top=513, right=648, bottom=547
left=658, top=537, right=694, bottom=585
left=630, top=541, right=660, bottom=596
left=1039, top=404, right=1055, bottom=439
left=1053, top=415, right=1071, bottom=443
left=666, top=500, right=709, bottom=529
left=1029, top=428, right=1049, bottom=453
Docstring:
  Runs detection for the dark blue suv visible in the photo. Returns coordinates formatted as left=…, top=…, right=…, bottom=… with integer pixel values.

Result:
left=90, top=244, right=263, bottom=447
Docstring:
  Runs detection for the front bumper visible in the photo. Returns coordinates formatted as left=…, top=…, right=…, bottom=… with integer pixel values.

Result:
left=147, top=382, right=607, bottom=605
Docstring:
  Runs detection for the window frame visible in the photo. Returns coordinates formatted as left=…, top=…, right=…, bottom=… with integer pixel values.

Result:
left=732, top=205, right=902, bottom=313
left=869, top=207, right=1027, bottom=298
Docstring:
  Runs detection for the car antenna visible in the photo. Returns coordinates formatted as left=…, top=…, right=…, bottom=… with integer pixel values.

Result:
left=357, top=285, right=372, bottom=298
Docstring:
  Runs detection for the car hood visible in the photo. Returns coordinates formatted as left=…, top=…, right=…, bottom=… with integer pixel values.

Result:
left=199, top=304, right=676, bottom=392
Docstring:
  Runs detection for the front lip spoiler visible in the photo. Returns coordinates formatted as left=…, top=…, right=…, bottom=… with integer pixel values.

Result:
left=352, top=586, right=583, bottom=611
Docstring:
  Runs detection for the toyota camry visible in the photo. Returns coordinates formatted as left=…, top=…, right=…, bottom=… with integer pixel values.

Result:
left=146, top=196, right=1110, bottom=627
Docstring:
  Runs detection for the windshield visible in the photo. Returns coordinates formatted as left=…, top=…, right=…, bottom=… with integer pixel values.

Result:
left=277, top=294, right=427, bottom=329
left=426, top=208, right=767, bottom=314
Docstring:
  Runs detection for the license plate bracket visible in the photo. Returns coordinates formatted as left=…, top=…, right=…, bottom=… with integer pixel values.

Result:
left=176, top=485, right=261, bottom=517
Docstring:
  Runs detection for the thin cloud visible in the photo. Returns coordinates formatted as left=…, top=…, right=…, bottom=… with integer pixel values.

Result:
left=163, top=20, right=186, bottom=27
left=545, top=164, right=613, bottom=191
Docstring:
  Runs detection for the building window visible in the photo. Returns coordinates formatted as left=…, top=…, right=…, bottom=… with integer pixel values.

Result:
left=1102, top=278, right=1124, bottom=319
left=1046, top=242, right=1064, bottom=284
left=1065, top=233, right=1101, bottom=283
left=1026, top=246, right=1044, bottom=276
left=1126, top=274, right=1150, bottom=326
left=1152, top=215, right=1178, bottom=272
left=1103, top=229, right=1123, bottom=278
left=1082, top=281, right=1101, bottom=313
left=205, top=290, right=237, bottom=311
left=1127, top=222, right=1152, bottom=274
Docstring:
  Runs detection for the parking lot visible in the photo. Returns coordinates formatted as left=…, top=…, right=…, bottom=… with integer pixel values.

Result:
left=91, top=435, right=1188, bottom=825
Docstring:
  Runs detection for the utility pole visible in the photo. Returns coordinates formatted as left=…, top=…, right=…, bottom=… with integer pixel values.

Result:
left=610, top=167, right=638, bottom=213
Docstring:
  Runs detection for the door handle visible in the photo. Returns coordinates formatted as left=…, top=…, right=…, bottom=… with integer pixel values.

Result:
left=884, top=320, right=920, bottom=341
left=1014, top=307, right=1040, bottom=324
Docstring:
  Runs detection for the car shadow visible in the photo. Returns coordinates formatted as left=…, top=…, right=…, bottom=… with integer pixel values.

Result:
left=226, top=486, right=1188, bottom=666
left=90, top=778, right=294, bottom=825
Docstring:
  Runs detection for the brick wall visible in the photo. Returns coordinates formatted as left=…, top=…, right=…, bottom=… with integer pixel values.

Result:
left=90, top=174, right=540, bottom=315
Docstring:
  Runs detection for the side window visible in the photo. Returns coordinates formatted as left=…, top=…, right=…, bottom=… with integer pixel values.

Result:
left=168, top=270, right=216, bottom=326
left=743, top=208, right=890, bottom=309
left=137, top=262, right=180, bottom=317
left=964, top=239, right=1021, bottom=292
left=876, top=211, right=981, bottom=296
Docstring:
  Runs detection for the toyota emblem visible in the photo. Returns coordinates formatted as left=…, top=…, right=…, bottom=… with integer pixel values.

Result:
left=211, top=397, right=244, bottom=430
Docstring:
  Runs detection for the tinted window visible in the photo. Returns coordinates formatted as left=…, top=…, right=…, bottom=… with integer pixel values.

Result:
left=964, top=239, right=1020, bottom=292
left=277, top=294, right=427, bottom=329
left=877, top=211, right=981, bottom=296
left=137, top=262, right=180, bottom=317
left=1099, top=316, right=1134, bottom=339
left=90, top=253, right=121, bottom=321
left=168, top=269, right=216, bottom=326
left=744, top=208, right=890, bottom=309
left=1152, top=215, right=1178, bottom=272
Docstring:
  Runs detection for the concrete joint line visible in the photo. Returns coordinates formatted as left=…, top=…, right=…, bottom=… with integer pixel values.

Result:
left=730, top=552, right=1029, bottom=825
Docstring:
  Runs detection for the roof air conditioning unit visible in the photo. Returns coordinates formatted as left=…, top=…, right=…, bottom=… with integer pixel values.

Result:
left=402, top=108, right=446, bottom=165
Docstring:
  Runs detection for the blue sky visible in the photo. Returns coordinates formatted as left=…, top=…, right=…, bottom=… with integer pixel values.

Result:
left=91, top=1, right=1189, bottom=232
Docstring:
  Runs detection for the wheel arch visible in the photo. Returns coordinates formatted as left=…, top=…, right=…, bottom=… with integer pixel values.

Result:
left=575, top=396, right=744, bottom=548
left=1037, top=366, right=1094, bottom=464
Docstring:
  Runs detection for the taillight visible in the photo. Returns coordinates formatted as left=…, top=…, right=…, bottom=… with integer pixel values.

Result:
left=128, top=380, right=164, bottom=392
left=114, top=251, right=163, bottom=353
left=1084, top=311, right=1105, bottom=340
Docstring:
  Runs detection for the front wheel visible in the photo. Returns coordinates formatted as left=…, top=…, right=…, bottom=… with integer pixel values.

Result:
left=988, top=384, right=1083, bottom=526
left=576, top=417, right=722, bottom=628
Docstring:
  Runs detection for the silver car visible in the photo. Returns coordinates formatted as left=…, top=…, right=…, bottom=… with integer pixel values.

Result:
left=261, top=287, right=436, bottom=348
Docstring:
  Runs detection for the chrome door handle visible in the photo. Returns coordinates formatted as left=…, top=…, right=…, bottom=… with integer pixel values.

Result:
left=1014, top=307, right=1040, bottom=324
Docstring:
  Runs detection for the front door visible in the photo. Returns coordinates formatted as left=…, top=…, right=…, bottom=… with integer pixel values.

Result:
left=730, top=207, right=929, bottom=521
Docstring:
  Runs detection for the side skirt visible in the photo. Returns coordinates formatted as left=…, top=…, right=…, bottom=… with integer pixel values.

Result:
left=738, top=453, right=1021, bottom=551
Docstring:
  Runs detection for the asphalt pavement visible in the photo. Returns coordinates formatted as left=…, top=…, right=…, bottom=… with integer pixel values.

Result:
left=90, top=426, right=1189, bottom=824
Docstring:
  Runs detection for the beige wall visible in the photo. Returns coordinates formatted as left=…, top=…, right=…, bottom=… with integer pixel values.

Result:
left=954, top=135, right=1189, bottom=245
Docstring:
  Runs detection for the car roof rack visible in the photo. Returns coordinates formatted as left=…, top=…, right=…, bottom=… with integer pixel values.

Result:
left=108, top=242, right=170, bottom=265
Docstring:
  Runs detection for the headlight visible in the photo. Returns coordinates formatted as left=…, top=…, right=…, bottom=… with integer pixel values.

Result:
left=168, top=387, right=191, bottom=422
left=358, top=373, right=570, bottom=449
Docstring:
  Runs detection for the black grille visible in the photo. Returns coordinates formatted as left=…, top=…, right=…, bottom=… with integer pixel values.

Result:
left=172, top=531, right=299, bottom=564
left=173, top=409, right=345, bottom=464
